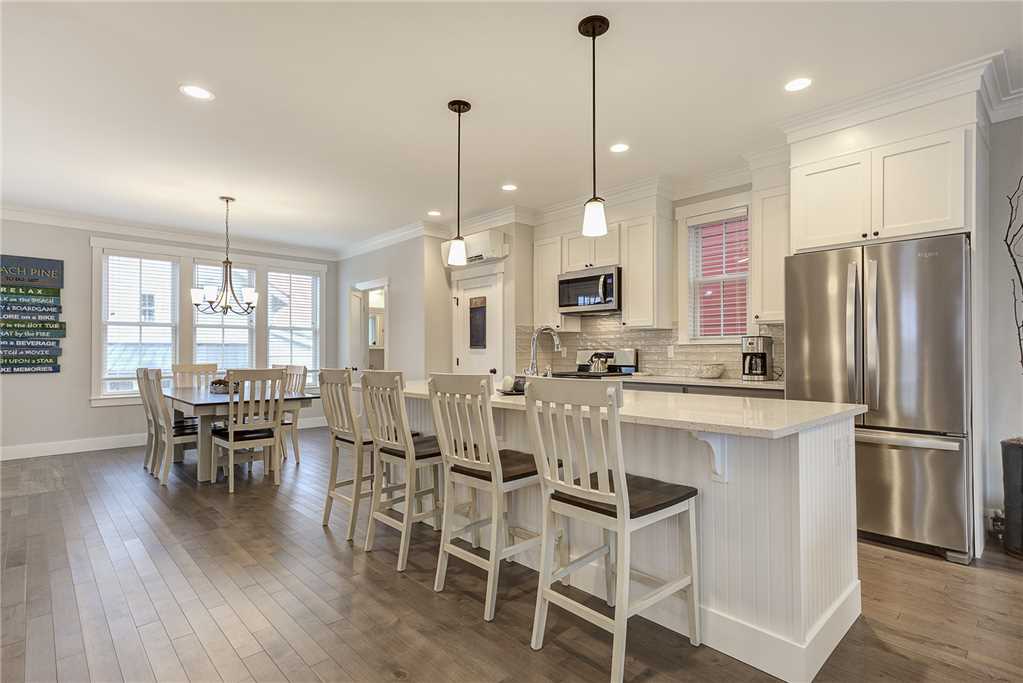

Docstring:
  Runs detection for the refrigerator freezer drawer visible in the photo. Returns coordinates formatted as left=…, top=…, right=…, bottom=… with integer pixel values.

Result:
left=855, top=430, right=969, bottom=553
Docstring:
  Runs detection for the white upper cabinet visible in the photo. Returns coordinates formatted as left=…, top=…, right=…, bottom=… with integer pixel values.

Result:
left=562, top=226, right=619, bottom=272
left=532, top=236, right=580, bottom=332
left=749, top=187, right=790, bottom=323
left=621, top=216, right=673, bottom=328
left=870, top=129, right=965, bottom=239
left=790, top=151, right=871, bottom=252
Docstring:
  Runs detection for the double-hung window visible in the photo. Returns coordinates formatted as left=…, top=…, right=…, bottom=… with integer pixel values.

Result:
left=100, top=253, right=178, bottom=394
left=688, top=209, right=749, bottom=340
left=267, top=270, right=320, bottom=385
left=193, top=261, right=256, bottom=370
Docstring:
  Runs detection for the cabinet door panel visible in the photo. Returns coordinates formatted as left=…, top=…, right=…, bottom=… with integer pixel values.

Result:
left=592, top=226, right=620, bottom=266
left=622, top=217, right=654, bottom=327
left=871, top=129, right=965, bottom=238
left=791, top=151, right=871, bottom=251
left=750, top=187, right=789, bottom=323
left=563, top=234, right=593, bottom=272
left=533, top=238, right=579, bottom=332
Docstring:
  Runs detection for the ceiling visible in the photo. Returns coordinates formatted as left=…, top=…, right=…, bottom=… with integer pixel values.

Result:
left=3, top=2, right=1021, bottom=252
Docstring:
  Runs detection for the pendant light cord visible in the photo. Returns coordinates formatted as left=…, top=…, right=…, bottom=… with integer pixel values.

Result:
left=591, top=32, right=596, bottom=199
left=456, top=110, right=462, bottom=239
left=224, top=198, right=231, bottom=260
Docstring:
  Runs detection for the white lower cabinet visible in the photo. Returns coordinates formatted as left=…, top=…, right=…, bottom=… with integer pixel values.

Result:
left=620, top=216, right=673, bottom=328
left=532, top=236, right=579, bottom=332
left=749, top=186, right=790, bottom=323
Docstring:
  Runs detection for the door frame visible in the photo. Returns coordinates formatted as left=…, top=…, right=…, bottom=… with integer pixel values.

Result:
left=352, top=277, right=389, bottom=371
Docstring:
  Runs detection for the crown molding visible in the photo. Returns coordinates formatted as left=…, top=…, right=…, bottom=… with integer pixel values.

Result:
left=673, top=166, right=752, bottom=202
left=783, top=50, right=1022, bottom=143
left=537, top=176, right=672, bottom=225
left=2, top=204, right=340, bottom=262
left=742, top=145, right=790, bottom=171
left=338, top=220, right=447, bottom=260
left=462, top=205, right=542, bottom=232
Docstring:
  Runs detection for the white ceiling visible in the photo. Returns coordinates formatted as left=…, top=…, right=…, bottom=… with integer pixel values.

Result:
left=3, top=2, right=1021, bottom=252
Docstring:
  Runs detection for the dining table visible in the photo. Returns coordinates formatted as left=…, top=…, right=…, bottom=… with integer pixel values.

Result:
left=162, top=385, right=320, bottom=482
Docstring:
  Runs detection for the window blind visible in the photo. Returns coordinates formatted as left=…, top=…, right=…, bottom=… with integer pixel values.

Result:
left=193, top=262, right=255, bottom=370
left=689, top=213, right=749, bottom=339
left=102, top=254, right=177, bottom=394
left=268, top=271, right=320, bottom=384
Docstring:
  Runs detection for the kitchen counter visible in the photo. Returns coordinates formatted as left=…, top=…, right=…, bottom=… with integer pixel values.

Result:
left=622, top=374, right=786, bottom=391
left=401, top=379, right=857, bottom=439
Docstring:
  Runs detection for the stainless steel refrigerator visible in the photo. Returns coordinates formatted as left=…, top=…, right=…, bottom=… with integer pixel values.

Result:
left=785, top=234, right=972, bottom=562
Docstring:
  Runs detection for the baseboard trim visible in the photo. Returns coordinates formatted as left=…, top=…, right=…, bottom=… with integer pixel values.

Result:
left=0, top=417, right=330, bottom=461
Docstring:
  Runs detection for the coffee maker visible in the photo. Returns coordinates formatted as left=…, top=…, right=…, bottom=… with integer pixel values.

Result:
left=741, top=335, right=773, bottom=382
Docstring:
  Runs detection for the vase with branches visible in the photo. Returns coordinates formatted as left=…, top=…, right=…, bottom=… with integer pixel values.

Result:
left=1001, top=174, right=1023, bottom=559
left=1007, top=175, right=1023, bottom=374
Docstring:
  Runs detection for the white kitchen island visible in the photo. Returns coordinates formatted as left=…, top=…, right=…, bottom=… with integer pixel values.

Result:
left=394, top=380, right=866, bottom=682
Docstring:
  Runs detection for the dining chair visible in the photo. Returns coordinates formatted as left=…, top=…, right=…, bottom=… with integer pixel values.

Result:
left=137, top=367, right=159, bottom=473
left=172, top=362, right=219, bottom=387
left=524, top=377, right=701, bottom=683
left=362, top=370, right=444, bottom=571
left=210, top=368, right=287, bottom=493
left=273, top=364, right=307, bottom=463
left=144, top=369, right=199, bottom=486
left=428, top=372, right=547, bottom=621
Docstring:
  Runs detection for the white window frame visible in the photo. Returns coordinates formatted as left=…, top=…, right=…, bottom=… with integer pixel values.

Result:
left=267, top=268, right=323, bottom=386
left=675, top=193, right=751, bottom=345
left=192, top=258, right=258, bottom=371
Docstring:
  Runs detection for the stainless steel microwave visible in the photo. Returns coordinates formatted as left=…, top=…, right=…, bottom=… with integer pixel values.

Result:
left=558, top=265, right=621, bottom=315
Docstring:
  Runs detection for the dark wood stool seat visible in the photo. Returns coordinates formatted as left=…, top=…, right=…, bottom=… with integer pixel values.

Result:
left=380, top=434, right=442, bottom=459
left=553, top=471, right=698, bottom=519
left=452, top=449, right=540, bottom=483
left=211, top=426, right=276, bottom=443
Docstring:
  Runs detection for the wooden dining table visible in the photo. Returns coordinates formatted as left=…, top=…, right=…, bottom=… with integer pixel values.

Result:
left=162, top=385, right=320, bottom=483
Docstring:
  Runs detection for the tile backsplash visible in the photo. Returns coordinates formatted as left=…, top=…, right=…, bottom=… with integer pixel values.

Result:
left=515, top=317, right=784, bottom=380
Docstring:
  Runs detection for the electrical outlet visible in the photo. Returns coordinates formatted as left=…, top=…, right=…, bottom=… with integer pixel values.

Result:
left=561, top=347, right=567, bottom=358
left=667, top=345, right=675, bottom=359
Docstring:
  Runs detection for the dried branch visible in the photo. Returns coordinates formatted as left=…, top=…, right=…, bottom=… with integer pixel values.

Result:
left=1006, top=175, right=1023, bottom=373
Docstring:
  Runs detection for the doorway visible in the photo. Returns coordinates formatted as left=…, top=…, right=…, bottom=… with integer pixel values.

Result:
left=349, top=279, right=389, bottom=371
left=452, top=273, right=503, bottom=378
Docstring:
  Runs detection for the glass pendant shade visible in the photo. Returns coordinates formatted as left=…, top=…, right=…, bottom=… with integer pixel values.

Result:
left=242, top=287, right=258, bottom=305
left=582, top=197, right=608, bottom=237
left=447, top=237, right=467, bottom=266
left=190, top=288, right=204, bottom=305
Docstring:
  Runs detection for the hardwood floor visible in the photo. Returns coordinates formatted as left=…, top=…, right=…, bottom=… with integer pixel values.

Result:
left=1, top=427, right=1020, bottom=682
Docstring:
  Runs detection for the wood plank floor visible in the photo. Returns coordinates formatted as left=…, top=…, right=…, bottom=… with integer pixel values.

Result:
left=1, top=427, right=1020, bottom=682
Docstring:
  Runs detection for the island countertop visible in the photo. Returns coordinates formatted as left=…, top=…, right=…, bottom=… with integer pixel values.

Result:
left=399, top=379, right=865, bottom=439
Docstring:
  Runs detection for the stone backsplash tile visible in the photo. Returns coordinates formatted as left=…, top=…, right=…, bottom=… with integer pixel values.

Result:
left=515, top=317, right=785, bottom=380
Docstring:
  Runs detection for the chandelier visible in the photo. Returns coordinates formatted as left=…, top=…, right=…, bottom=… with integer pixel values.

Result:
left=190, top=196, right=258, bottom=315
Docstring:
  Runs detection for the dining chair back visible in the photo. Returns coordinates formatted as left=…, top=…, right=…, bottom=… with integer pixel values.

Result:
left=320, top=368, right=362, bottom=443
left=273, top=364, right=307, bottom=394
left=428, top=373, right=500, bottom=481
left=272, top=364, right=307, bottom=462
left=361, top=370, right=412, bottom=454
left=224, top=368, right=287, bottom=437
left=137, top=367, right=157, bottom=472
left=145, top=368, right=199, bottom=485
left=172, top=363, right=218, bottom=388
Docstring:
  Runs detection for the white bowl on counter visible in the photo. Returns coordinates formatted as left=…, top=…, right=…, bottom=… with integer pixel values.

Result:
left=681, top=363, right=725, bottom=379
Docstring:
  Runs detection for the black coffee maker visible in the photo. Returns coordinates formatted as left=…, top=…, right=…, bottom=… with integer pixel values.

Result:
left=741, top=335, right=773, bottom=381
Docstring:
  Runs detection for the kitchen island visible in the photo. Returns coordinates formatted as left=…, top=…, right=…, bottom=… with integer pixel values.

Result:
left=396, top=380, right=866, bottom=682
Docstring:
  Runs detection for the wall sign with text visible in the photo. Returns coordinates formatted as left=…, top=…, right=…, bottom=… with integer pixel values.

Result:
left=0, top=255, right=65, bottom=374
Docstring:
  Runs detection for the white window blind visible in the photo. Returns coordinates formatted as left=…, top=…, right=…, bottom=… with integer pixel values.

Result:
left=193, top=262, right=256, bottom=370
left=689, top=212, right=749, bottom=339
left=101, top=254, right=178, bottom=394
left=268, top=271, right=320, bottom=384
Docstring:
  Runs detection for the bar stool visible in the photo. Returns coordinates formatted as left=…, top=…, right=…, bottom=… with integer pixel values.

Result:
left=362, top=370, right=444, bottom=571
left=525, top=378, right=701, bottom=683
left=428, top=373, right=545, bottom=621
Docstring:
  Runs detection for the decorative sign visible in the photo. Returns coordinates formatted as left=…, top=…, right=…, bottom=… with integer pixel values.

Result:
left=0, top=256, right=65, bottom=374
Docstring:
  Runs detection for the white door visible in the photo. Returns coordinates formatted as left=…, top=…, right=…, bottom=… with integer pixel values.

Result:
left=453, top=274, right=503, bottom=378
left=348, top=290, right=367, bottom=370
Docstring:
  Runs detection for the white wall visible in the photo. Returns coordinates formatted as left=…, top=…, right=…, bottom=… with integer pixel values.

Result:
left=986, top=117, right=1023, bottom=510
left=0, top=218, right=338, bottom=457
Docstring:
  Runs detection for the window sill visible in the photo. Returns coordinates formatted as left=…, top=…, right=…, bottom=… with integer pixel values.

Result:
left=90, top=395, right=142, bottom=408
left=674, top=336, right=743, bottom=346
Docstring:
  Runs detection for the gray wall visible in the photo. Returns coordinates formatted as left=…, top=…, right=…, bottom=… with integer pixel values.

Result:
left=987, top=117, right=1023, bottom=509
left=0, top=218, right=337, bottom=451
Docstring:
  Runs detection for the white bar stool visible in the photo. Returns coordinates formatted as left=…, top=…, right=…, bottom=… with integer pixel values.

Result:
left=525, top=377, right=701, bottom=683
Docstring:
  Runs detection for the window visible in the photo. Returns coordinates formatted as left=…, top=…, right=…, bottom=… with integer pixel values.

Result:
left=100, top=254, right=178, bottom=394
left=689, top=212, right=749, bottom=339
left=193, top=262, right=255, bottom=370
left=268, top=271, right=320, bottom=384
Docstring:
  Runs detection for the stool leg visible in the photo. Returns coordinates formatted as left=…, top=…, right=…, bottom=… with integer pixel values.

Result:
left=346, top=442, right=365, bottom=541
left=323, top=438, right=339, bottom=526
left=610, top=528, right=631, bottom=683
left=602, top=529, right=616, bottom=607
left=530, top=499, right=556, bottom=650
left=434, top=472, right=456, bottom=592
left=290, top=415, right=301, bottom=464
left=432, top=464, right=444, bottom=530
left=686, top=503, right=701, bottom=647
left=364, top=450, right=383, bottom=552
left=228, top=447, right=236, bottom=494
left=483, top=488, right=505, bottom=622
left=396, top=470, right=415, bottom=572
left=469, top=488, right=481, bottom=548
left=159, top=436, right=173, bottom=486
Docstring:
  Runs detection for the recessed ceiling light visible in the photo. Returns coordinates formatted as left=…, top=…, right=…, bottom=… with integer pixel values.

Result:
left=610, top=143, right=630, bottom=153
left=501, top=184, right=518, bottom=192
left=427, top=210, right=441, bottom=217
left=784, top=77, right=812, bottom=92
left=179, top=84, right=215, bottom=100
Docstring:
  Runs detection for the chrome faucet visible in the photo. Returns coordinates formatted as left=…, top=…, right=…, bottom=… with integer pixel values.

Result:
left=526, top=325, right=562, bottom=376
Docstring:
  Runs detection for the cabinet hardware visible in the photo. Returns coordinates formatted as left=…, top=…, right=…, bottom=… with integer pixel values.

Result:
left=861, top=233, right=868, bottom=238
left=872, top=231, right=879, bottom=237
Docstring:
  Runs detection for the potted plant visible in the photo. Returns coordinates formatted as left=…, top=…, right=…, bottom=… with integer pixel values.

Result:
left=1002, top=175, right=1023, bottom=559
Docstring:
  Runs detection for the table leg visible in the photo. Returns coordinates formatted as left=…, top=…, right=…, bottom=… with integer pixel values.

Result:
left=198, top=414, right=214, bottom=483
left=173, top=409, right=185, bottom=463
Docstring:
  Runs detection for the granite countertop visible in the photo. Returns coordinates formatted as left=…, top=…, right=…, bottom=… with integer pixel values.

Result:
left=622, top=374, right=786, bottom=391
left=396, top=379, right=864, bottom=440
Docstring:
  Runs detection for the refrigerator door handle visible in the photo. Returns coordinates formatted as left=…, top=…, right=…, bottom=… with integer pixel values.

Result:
left=855, top=430, right=962, bottom=452
left=846, top=261, right=859, bottom=403
left=865, top=259, right=879, bottom=410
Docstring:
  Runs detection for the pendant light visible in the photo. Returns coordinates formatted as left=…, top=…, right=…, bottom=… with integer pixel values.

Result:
left=579, top=15, right=610, bottom=237
left=190, top=196, right=258, bottom=315
left=446, top=99, right=471, bottom=266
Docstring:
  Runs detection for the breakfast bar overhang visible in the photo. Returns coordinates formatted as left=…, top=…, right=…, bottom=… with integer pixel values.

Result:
left=393, top=380, right=867, bottom=682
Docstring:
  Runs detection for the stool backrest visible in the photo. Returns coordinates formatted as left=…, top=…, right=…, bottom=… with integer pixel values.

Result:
left=224, top=368, right=286, bottom=435
left=172, top=363, right=218, bottom=388
left=428, top=373, right=500, bottom=480
left=273, top=364, right=307, bottom=394
left=137, top=367, right=155, bottom=429
left=524, top=377, right=628, bottom=516
left=361, top=370, right=413, bottom=455
left=320, top=368, right=362, bottom=443
left=143, top=368, right=174, bottom=435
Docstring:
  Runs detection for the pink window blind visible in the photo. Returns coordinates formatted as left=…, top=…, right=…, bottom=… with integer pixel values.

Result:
left=690, top=215, right=749, bottom=338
